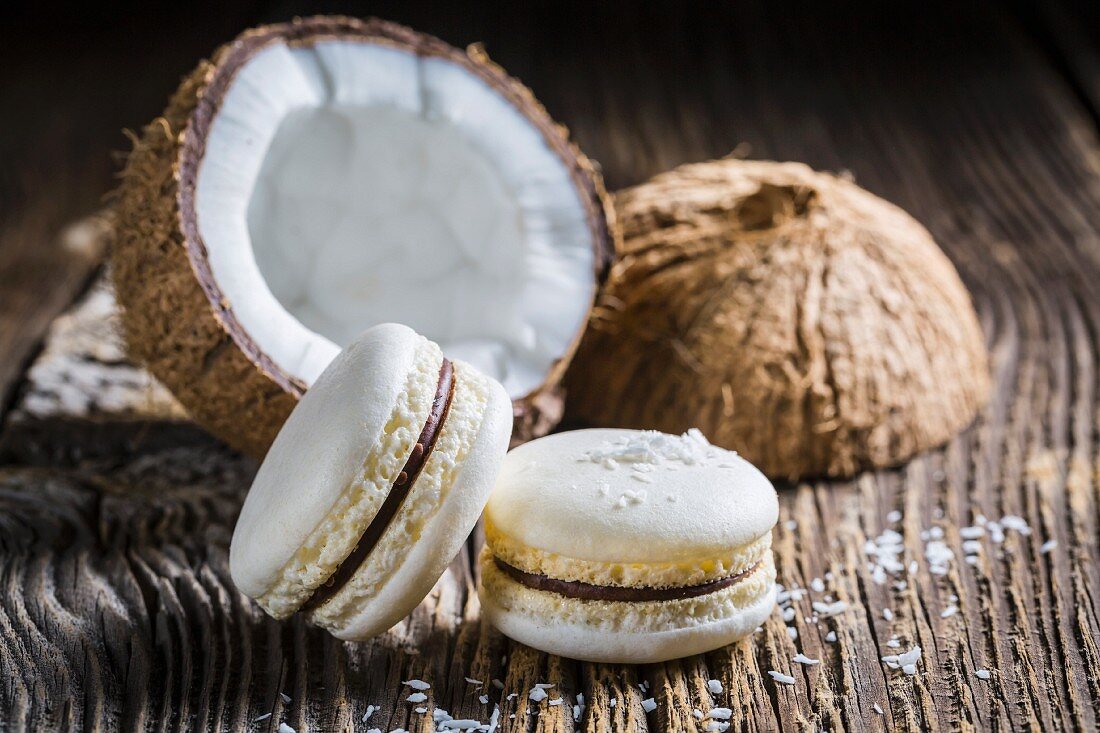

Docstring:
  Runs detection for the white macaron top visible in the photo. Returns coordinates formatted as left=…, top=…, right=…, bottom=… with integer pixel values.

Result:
left=230, top=322, right=431, bottom=598
left=486, top=428, right=778, bottom=564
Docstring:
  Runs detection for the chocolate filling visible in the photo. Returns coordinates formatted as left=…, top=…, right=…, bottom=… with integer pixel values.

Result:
left=494, top=558, right=761, bottom=603
left=301, top=358, right=455, bottom=612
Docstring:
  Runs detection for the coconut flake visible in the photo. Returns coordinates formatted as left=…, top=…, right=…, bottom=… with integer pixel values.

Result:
left=940, top=605, right=958, bottom=618
left=405, top=680, right=431, bottom=691
left=925, top=540, right=954, bottom=575
left=812, top=600, right=848, bottom=618
left=1039, top=539, right=1057, bottom=554
left=528, top=687, right=548, bottom=703
left=793, top=653, right=820, bottom=666
left=407, top=693, right=427, bottom=703
left=882, top=645, right=922, bottom=672
left=767, top=671, right=796, bottom=685
left=975, top=669, right=991, bottom=680
left=709, top=708, right=733, bottom=720
left=641, top=698, right=657, bottom=713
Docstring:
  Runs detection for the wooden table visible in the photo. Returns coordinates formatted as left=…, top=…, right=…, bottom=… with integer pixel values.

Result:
left=2, top=2, right=1098, bottom=730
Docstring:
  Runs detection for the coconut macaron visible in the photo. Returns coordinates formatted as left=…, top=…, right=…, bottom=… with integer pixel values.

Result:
left=479, top=428, right=778, bottom=663
left=230, top=323, right=512, bottom=640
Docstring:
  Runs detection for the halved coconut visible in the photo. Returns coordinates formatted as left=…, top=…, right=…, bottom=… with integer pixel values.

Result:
left=112, top=16, right=616, bottom=457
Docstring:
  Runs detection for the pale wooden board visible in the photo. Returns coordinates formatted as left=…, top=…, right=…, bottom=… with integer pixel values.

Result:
left=1, top=2, right=1099, bottom=731
left=0, top=272, right=212, bottom=466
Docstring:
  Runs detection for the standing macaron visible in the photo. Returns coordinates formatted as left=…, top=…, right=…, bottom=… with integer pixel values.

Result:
left=230, top=323, right=512, bottom=640
left=479, top=428, right=778, bottom=663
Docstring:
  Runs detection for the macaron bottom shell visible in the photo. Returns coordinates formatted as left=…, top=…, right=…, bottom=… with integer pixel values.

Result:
left=478, top=547, right=777, bottom=663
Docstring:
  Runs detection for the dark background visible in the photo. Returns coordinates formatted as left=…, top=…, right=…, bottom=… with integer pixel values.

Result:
left=4, top=0, right=1099, bottom=241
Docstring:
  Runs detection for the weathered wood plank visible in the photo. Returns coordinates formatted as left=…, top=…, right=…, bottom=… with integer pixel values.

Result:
left=1, top=2, right=1099, bottom=731
left=0, top=271, right=211, bottom=466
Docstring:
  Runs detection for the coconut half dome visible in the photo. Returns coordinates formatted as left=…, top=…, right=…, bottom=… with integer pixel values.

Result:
left=112, top=16, right=615, bottom=456
left=564, top=159, right=990, bottom=480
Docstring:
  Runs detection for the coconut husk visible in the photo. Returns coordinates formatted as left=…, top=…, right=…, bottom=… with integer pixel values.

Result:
left=563, top=159, right=990, bottom=479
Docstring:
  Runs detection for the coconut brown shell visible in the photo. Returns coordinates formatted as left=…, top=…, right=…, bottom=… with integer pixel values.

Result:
left=111, top=16, right=616, bottom=457
left=563, top=159, right=990, bottom=479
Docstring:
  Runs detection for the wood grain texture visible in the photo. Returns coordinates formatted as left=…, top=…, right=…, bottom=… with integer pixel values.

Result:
left=1, top=1, right=1099, bottom=731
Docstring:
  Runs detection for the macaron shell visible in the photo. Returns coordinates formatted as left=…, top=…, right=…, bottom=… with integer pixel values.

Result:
left=230, top=323, right=429, bottom=599
left=486, top=428, right=779, bottom=565
left=323, top=362, right=513, bottom=640
left=479, top=551, right=777, bottom=664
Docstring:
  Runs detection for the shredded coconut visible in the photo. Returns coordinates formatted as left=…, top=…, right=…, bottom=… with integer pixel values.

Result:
left=793, top=653, right=820, bottom=665
left=813, top=600, right=848, bottom=618
left=874, top=703, right=884, bottom=715
left=707, top=679, right=723, bottom=695
left=580, top=428, right=723, bottom=468
left=465, top=677, right=483, bottom=686
left=925, top=540, right=954, bottom=575
left=975, top=669, right=991, bottom=680
left=768, top=671, right=796, bottom=685
left=1039, top=539, right=1057, bottom=554
left=405, top=680, right=431, bottom=691
left=407, top=693, right=427, bottom=703
left=528, top=687, right=548, bottom=703
left=709, top=708, right=733, bottom=720
left=882, top=645, right=922, bottom=673
left=940, top=605, right=958, bottom=618
left=362, top=705, right=375, bottom=722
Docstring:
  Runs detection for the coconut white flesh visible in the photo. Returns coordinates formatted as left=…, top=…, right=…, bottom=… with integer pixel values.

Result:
left=195, top=40, right=596, bottom=396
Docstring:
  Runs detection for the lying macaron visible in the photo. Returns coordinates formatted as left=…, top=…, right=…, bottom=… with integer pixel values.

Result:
left=230, top=323, right=512, bottom=639
left=479, top=428, right=778, bottom=663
